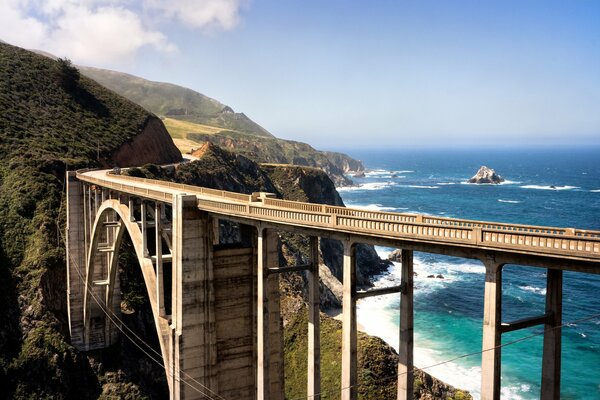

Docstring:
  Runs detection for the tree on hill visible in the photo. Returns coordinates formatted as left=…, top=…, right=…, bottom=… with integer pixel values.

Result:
left=53, top=58, right=80, bottom=91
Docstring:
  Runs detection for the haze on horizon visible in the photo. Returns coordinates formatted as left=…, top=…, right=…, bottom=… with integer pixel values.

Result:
left=1, top=0, right=599, bottom=150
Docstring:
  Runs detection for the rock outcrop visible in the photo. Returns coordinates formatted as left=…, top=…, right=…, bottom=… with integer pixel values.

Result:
left=468, top=166, right=505, bottom=184
left=388, top=249, right=403, bottom=262
left=110, top=117, right=182, bottom=167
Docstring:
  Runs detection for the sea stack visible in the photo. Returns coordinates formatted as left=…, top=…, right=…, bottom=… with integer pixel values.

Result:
left=468, top=166, right=505, bottom=184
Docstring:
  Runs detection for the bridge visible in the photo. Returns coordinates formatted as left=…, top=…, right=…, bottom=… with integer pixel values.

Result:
left=65, top=168, right=600, bottom=400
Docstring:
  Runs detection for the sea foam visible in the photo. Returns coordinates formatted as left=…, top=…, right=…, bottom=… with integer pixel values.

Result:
left=520, top=185, right=579, bottom=191
left=337, top=182, right=397, bottom=192
left=498, top=199, right=522, bottom=204
left=518, top=285, right=546, bottom=295
left=349, top=203, right=397, bottom=212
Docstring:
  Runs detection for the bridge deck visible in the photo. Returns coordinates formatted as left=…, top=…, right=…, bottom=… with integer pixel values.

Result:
left=77, top=169, right=600, bottom=267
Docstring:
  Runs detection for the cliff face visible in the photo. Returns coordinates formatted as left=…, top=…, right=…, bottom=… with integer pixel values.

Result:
left=264, top=164, right=391, bottom=292
left=193, top=132, right=355, bottom=186
left=323, top=150, right=365, bottom=172
left=110, top=117, right=182, bottom=167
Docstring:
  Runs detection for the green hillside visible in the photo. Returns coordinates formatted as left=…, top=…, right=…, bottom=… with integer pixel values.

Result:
left=0, top=42, right=180, bottom=399
left=78, top=66, right=365, bottom=185
left=80, top=66, right=273, bottom=138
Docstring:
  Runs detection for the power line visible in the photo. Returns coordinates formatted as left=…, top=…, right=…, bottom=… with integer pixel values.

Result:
left=289, top=311, right=600, bottom=400
left=61, top=215, right=226, bottom=400
left=67, top=251, right=220, bottom=400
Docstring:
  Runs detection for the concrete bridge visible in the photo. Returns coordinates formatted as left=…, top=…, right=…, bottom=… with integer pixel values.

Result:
left=66, top=168, right=600, bottom=400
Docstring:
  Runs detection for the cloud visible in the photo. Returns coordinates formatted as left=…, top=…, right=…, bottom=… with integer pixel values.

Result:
left=147, top=0, right=245, bottom=30
left=0, top=0, right=245, bottom=66
left=46, top=5, right=176, bottom=65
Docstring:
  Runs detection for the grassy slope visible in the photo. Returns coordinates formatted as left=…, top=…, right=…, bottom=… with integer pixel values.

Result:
left=0, top=42, right=178, bottom=399
left=80, top=66, right=273, bottom=138
left=78, top=66, right=364, bottom=183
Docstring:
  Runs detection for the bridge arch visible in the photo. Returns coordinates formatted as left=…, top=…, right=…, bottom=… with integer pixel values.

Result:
left=82, top=199, right=173, bottom=390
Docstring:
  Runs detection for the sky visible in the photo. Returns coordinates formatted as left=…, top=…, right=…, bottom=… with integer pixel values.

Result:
left=1, top=0, right=599, bottom=150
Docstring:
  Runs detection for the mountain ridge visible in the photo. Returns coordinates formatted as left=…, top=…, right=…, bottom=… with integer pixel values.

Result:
left=77, top=65, right=365, bottom=185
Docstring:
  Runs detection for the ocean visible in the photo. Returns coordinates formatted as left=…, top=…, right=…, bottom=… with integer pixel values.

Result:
left=335, top=147, right=600, bottom=399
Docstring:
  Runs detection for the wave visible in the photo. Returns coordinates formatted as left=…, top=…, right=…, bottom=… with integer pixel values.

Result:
left=520, top=185, right=580, bottom=191
left=437, top=182, right=457, bottom=185
left=364, top=169, right=390, bottom=176
left=401, top=185, right=440, bottom=189
left=356, top=299, right=533, bottom=400
left=518, top=285, right=546, bottom=295
left=498, top=199, right=522, bottom=204
left=591, top=189, right=600, bottom=193
left=337, top=182, right=397, bottom=192
left=461, top=179, right=521, bottom=186
left=350, top=203, right=398, bottom=212
left=396, top=170, right=415, bottom=174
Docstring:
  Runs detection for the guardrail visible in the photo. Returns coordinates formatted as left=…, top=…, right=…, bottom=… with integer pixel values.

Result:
left=76, top=170, right=600, bottom=260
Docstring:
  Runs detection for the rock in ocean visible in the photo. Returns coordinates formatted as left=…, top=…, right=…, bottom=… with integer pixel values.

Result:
left=468, top=166, right=505, bottom=184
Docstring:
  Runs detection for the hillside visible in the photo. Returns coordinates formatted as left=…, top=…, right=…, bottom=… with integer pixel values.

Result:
left=0, top=42, right=181, bottom=398
left=78, top=66, right=364, bottom=185
left=80, top=66, right=273, bottom=138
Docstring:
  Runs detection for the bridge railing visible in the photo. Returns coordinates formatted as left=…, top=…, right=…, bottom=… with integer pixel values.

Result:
left=76, top=170, right=600, bottom=260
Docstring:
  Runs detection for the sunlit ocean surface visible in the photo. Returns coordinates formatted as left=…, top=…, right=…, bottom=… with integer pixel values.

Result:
left=336, top=148, right=600, bottom=399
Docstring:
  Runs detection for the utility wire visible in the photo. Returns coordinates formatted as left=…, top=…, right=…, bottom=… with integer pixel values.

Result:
left=67, top=249, right=220, bottom=400
left=60, top=204, right=226, bottom=400
left=289, top=311, right=600, bottom=400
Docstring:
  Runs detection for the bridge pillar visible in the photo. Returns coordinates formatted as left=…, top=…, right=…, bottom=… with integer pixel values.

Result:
left=341, top=240, right=357, bottom=400
left=541, top=269, right=562, bottom=400
left=171, top=194, right=218, bottom=400
left=480, top=259, right=503, bottom=400
left=256, top=227, right=284, bottom=400
left=307, top=236, right=321, bottom=400
left=398, top=249, right=414, bottom=400
left=66, top=172, right=86, bottom=349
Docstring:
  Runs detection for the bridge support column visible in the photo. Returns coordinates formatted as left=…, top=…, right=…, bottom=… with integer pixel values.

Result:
left=257, top=227, right=270, bottom=400
left=66, top=172, right=86, bottom=349
left=541, top=269, right=562, bottom=400
left=341, top=240, right=357, bottom=400
left=481, top=259, right=503, bottom=400
left=398, top=249, right=414, bottom=400
left=307, top=236, right=321, bottom=400
left=171, top=194, right=217, bottom=400
left=256, top=227, right=283, bottom=400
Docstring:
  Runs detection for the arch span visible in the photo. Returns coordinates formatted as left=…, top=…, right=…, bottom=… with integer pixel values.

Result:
left=83, top=199, right=173, bottom=391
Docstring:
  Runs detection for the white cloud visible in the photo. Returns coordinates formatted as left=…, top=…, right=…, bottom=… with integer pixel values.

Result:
left=0, top=0, right=245, bottom=66
left=46, top=5, right=176, bottom=65
left=147, top=0, right=245, bottom=30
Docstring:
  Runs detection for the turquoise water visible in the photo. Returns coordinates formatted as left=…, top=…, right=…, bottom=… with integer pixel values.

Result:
left=336, top=148, right=600, bottom=399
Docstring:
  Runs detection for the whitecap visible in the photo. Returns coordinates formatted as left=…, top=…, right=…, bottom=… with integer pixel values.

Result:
left=396, top=170, right=415, bottom=174
left=518, top=285, right=546, bottom=295
left=337, top=182, right=397, bottom=192
left=401, top=185, right=440, bottom=189
left=498, top=199, right=522, bottom=204
left=350, top=203, right=397, bottom=212
left=461, top=180, right=521, bottom=186
left=591, top=189, right=600, bottom=193
left=520, top=185, right=580, bottom=191
left=437, top=182, right=457, bottom=185
left=364, top=169, right=390, bottom=177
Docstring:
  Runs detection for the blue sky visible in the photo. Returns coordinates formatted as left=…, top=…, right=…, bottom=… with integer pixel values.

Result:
left=2, top=0, right=599, bottom=149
